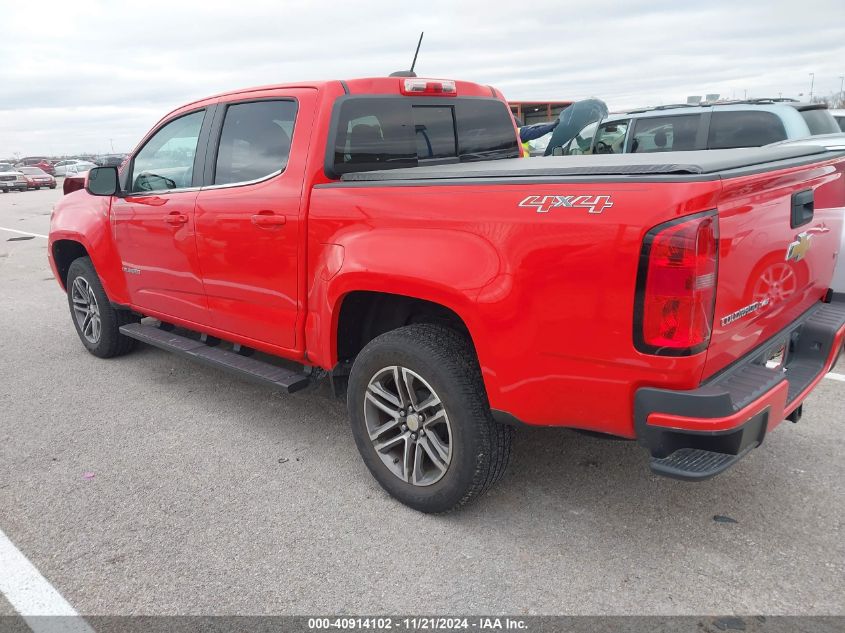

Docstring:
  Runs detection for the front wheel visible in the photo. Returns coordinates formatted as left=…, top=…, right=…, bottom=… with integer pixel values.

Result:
left=66, top=257, right=139, bottom=358
left=347, top=324, right=513, bottom=513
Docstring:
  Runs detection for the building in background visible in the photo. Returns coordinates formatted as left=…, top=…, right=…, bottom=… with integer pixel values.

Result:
left=509, top=101, right=573, bottom=125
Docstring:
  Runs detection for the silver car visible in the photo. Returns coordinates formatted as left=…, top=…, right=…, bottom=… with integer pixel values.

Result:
left=555, top=99, right=841, bottom=155
left=0, top=163, right=27, bottom=192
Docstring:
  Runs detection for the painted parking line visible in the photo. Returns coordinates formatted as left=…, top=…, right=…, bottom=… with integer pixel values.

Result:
left=826, top=372, right=845, bottom=382
left=0, top=227, right=48, bottom=239
left=0, top=527, right=94, bottom=633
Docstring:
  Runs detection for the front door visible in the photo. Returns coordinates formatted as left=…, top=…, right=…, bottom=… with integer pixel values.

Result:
left=112, top=109, right=210, bottom=325
left=194, top=91, right=315, bottom=351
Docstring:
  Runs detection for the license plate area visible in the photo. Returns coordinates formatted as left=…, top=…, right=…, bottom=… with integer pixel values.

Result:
left=757, top=329, right=804, bottom=373
left=764, top=341, right=787, bottom=370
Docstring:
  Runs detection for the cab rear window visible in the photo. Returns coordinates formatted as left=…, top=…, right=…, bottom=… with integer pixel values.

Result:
left=329, top=97, right=519, bottom=176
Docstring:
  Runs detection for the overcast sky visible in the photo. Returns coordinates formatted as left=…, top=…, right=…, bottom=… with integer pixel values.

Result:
left=1, top=0, right=843, bottom=156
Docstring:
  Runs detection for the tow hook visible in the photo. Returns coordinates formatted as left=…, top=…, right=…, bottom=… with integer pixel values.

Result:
left=787, top=404, right=803, bottom=424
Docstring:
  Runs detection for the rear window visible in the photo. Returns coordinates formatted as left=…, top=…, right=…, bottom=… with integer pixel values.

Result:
left=330, top=97, right=519, bottom=176
left=836, top=115, right=845, bottom=133
left=800, top=108, right=840, bottom=135
left=631, top=115, right=701, bottom=152
left=708, top=111, right=787, bottom=149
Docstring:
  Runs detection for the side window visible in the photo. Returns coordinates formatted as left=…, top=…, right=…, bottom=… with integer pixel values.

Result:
left=708, top=111, right=787, bottom=149
left=131, top=110, right=205, bottom=192
left=593, top=120, right=629, bottom=154
left=214, top=100, right=297, bottom=186
left=561, top=121, right=598, bottom=155
left=631, top=114, right=700, bottom=153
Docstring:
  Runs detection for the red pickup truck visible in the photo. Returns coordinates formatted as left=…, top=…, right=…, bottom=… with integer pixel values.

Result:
left=49, top=77, right=845, bottom=512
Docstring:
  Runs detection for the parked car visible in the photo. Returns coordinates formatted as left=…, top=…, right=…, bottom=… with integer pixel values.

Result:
left=62, top=171, right=87, bottom=195
left=556, top=100, right=841, bottom=155
left=49, top=76, right=845, bottom=512
left=95, top=154, right=128, bottom=167
left=16, top=157, right=56, bottom=175
left=0, top=163, right=27, bottom=192
left=53, top=159, right=89, bottom=177
left=64, top=161, right=97, bottom=176
left=18, top=166, right=57, bottom=189
left=829, top=108, right=845, bottom=132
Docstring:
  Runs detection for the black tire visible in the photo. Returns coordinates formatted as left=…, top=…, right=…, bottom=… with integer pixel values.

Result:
left=49, top=185, right=56, bottom=189
left=347, top=324, right=513, bottom=513
left=66, top=257, right=139, bottom=358
left=1, top=188, right=7, bottom=193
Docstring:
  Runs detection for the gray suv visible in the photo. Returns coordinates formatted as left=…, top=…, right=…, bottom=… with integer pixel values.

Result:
left=557, top=99, right=840, bottom=155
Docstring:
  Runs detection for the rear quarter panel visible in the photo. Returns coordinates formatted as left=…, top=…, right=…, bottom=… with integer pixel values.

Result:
left=307, top=178, right=724, bottom=436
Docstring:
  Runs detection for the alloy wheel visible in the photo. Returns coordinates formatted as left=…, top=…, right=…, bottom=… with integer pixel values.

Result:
left=364, top=366, right=452, bottom=486
left=71, top=277, right=102, bottom=344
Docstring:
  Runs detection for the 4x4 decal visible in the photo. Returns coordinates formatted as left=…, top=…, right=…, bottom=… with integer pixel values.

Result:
left=519, top=194, right=614, bottom=214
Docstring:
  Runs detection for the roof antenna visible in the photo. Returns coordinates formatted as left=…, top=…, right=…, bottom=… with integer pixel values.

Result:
left=389, top=32, right=424, bottom=77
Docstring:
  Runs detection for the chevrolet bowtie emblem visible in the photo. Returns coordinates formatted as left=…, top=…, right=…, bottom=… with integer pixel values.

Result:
left=786, top=232, right=813, bottom=262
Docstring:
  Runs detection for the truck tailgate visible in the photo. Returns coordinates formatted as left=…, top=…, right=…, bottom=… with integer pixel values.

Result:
left=703, top=157, right=845, bottom=379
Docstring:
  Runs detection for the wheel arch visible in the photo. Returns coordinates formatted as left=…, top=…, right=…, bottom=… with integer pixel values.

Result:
left=335, top=290, right=476, bottom=364
left=306, top=271, right=485, bottom=372
left=51, top=239, right=91, bottom=289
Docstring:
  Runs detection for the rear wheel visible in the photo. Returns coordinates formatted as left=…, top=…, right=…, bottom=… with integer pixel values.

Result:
left=347, top=324, right=513, bottom=513
left=66, top=257, right=139, bottom=358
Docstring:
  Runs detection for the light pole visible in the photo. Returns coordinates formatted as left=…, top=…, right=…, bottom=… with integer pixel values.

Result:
left=839, top=76, right=844, bottom=107
left=809, top=72, right=815, bottom=101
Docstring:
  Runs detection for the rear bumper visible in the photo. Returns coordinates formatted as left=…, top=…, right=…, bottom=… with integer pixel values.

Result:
left=635, top=294, right=845, bottom=480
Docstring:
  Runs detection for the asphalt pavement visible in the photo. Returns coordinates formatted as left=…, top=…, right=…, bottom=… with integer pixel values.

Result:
left=0, top=187, right=843, bottom=617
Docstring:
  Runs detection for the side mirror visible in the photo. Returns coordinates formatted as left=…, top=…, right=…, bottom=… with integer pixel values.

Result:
left=86, top=166, right=119, bottom=196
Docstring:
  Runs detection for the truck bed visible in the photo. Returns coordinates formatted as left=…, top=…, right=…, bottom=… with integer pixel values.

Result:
left=340, top=146, right=832, bottom=182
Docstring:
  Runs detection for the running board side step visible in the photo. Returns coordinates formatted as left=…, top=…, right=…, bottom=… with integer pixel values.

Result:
left=119, top=323, right=311, bottom=393
left=649, top=445, right=756, bottom=481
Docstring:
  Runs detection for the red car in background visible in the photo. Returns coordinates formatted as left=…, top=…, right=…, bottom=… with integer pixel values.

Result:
left=18, top=166, right=57, bottom=189
left=62, top=170, right=89, bottom=195
left=16, top=157, right=56, bottom=176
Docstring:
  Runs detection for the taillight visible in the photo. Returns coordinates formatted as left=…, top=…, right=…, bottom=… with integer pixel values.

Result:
left=634, top=211, right=719, bottom=356
left=400, top=78, right=457, bottom=96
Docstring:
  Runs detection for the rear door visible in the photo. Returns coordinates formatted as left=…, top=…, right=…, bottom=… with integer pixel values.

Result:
left=194, top=89, right=317, bottom=351
left=112, top=108, right=213, bottom=324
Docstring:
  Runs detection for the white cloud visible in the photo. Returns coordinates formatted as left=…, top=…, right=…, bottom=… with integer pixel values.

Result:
left=1, top=0, right=843, bottom=155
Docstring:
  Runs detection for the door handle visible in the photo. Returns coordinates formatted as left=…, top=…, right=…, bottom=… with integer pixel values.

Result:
left=251, top=212, right=286, bottom=228
left=164, top=212, right=188, bottom=226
